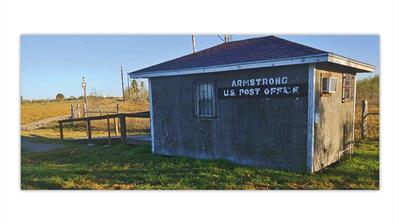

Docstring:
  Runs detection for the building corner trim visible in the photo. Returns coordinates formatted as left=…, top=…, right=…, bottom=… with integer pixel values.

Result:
left=351, top=75, right=357, bottom=154
left=306, top=64, right=316, bottom=173
left=148, top=78, right=155, bottom=153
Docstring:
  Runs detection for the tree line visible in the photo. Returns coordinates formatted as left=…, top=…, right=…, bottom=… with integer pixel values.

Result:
left=356, top=75, right=379, bottom=105
left=22, top=79, right=149, bottom=103
left=124, top=79, right=149, bottom=102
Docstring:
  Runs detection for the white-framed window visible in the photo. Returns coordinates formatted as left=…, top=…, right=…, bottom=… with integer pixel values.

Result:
left=342, top=73, right=354, bottom=102
left=196, top=82, right=216, bottom=118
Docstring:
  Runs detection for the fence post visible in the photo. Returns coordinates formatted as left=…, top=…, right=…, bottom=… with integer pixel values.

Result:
left=119, top=114, right=127, bottom=144
left=77, top=103, right=81, bottom=118
left=114, top=118, right=119, bottom=135
left=87, top=118, right=92, bottom=140
left=59, top=121, right=64, bottom=140
left=107, top=114, right=111, bottom=146
left=361, top=100, right=368, bottom=140
left=114, top=104, right=120, bottom=135
left=70, top=104, right=74, bottom=119
left=83, top=103, right=87, bottom=117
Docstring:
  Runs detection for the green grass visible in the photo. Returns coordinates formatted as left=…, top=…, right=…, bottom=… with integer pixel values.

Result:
left=21, top=140, right=379, bottom=190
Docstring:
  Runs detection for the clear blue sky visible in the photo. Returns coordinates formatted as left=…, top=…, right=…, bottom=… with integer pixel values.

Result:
left=21, top=35, right=379, bottom=99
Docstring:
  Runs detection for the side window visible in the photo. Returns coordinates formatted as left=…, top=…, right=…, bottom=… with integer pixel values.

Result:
left=342, top=73, right=354, bottom=102
left=196, top=82, right=216, bottom=118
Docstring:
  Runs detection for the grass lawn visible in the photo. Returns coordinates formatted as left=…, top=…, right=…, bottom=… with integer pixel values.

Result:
left=21, top=139, right=379, bottom=190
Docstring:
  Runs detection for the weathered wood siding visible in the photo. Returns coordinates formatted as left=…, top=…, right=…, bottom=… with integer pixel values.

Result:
left=313, top=69, right=355, bottom=172
left=150, top=64, right=310, bottom=172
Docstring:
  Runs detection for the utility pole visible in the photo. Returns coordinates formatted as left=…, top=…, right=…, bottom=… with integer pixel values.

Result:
left=81, top=76, right=88, bottom=117
left=120, top=66, right=125, bottom=101
left=218, top=35, right=232, bottom=43
left=224, top=35, right=232, bottom=43
left=191, top=35, right=196, bottom=53
left=127, top=72, right=131, bottom=100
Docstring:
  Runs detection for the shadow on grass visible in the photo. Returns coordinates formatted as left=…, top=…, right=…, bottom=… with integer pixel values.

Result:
left=21, top=136, right=379, bottom=190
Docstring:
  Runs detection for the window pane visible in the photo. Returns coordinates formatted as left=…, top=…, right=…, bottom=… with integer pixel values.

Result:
left=330, top=78, right=337, bottom=92
left=197, top=82, right=215, bottom=117
left=345, top=78, right=351, bottom=87
left=344, top=88, right=351, bottom=99
left=200, top=85, right=204, bottom=99
left=199, top=100, right=212, bottom=116
left=322, top=78, right=328, bottom=92
left=199, top=100, right=206, bottom=115
left=206, top=100, right=212, bottom=115
left=342, top=74, right=353, bottom=101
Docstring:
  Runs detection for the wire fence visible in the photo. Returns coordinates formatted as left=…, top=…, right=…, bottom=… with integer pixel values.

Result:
left=70, top=103, right=120, bottom=118
left=355, top=100, right=379, bottom=141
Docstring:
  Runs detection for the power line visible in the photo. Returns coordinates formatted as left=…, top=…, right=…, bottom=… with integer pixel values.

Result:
left=217, top=35, right=224, bottom=42
left=217, top=35, right=232, bottom=43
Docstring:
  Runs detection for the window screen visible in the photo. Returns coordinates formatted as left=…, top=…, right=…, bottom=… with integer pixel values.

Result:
left=196, top=82, right=216, bottom=118
left=342, top=74, right=354, bottom=102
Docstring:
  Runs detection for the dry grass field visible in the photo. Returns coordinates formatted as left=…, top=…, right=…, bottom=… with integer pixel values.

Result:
left=21, top=99, right=150, bottom=139
left=21, top=99, right=149, bottom=124
left=22, top=101, right=74, bottom=125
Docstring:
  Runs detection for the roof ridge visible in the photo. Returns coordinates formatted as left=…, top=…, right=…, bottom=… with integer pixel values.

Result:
left=269, top=36, right=327, bottom=54
left=130, top=36, right=330, bottom=75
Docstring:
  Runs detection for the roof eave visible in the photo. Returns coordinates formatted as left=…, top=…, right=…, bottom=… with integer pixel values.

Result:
left=327, top=53, right=375, bottom=73
left=129, top=53, right=329, bottom=78
left=128, top=53, right=375, bottom=78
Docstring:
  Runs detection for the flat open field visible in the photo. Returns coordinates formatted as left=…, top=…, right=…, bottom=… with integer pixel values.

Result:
left=21, top=99, right=150, bottom=138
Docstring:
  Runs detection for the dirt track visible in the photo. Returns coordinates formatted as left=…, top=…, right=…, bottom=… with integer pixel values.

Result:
left=21, top=115, right=70, bottom=131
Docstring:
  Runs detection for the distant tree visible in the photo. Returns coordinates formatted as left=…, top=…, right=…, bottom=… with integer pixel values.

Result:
left=140, top=81, right=145, bottom=91
left=138, top=81, right=149, bottom=102
left=130, top=79, right=140, bottom=100
left=56, top=93, right=65, bottom=101
left=69, top=96, right=77, bottom=101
